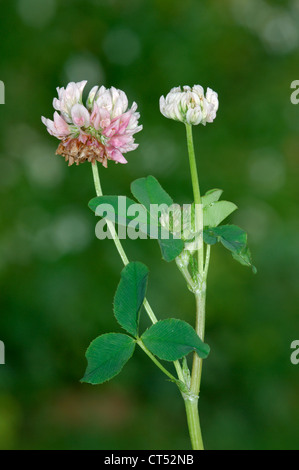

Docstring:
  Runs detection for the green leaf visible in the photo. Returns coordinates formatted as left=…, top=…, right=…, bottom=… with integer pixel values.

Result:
left=202, top=229, right=218, bottom=245
left=203, top=225, right=256, bottom=273
left=203, top=200, right=238, bottom=227
left=204, top=225, right=245, bottom=249
left=232, top=246, right=257, bottom=274
left=158, top=236, right=185, bottom=263
left=141, top=318, right=210, bottom=361
left=202, top=188, right=223, bottom=208
left=81, top=333, right=135, bottom=385
left=131, top=176, right=184, bottom=262
left=114, top=262, right=149, bottom=337
left=131, top=175, right=173, bottom=211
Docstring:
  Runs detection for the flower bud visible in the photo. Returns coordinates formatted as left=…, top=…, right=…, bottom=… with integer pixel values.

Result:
left=159, top=85, right=219, bottom=126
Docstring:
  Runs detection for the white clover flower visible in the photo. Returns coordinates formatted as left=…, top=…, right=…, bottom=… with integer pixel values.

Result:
left=42, top=82, right=142, bottom=167
left=159, top=85, right=219, bottom=126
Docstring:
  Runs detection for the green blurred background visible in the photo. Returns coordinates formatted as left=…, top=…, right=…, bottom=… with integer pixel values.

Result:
left=0, top=0, right=298, bottom=450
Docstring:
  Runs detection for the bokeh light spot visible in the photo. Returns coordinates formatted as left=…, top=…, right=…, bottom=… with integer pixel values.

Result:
left=16, top=0, right=56, bottom=28
left=262, top=14, right=298, bottom=54
left=51, top=211, right=92, bottom=255
left=231, top=0, right=298, bottom=55
left=64, top=52, right=105, bottom=87
left=248, top=149, right=286, bottom=194
left=24, top=143, right=65, bottom=189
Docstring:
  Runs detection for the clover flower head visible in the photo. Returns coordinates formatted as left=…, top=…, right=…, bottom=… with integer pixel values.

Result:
left=159, top=85, right=219, bottom=126
left=42, top=82, right=142, bottom=167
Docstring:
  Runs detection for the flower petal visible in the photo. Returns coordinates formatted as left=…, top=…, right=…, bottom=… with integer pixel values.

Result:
left=71, top=104, right=90, bottom=127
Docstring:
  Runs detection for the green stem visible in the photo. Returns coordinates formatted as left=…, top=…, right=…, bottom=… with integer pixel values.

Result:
left=91, top=162, right=129, bottom=267
left=190, top=290, right=206, bottom=395
left=175, top=257, right=196, bottom=293
left=184, top=399, right=204, bottom=450
left=185, top=125, right=201, bottom=207
left=185, top=123, right=204, bottom=274
left=91, top=161, right=184, bottom=382
left=185, top=124, right=207, bottom=449
left=136, top=339, right=178, bottom=383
